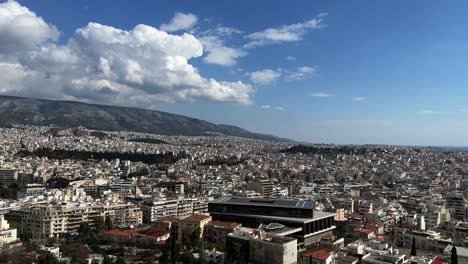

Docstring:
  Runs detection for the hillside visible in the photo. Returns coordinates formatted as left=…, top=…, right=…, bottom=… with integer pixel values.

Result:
left=0, top=95, right=291, bottom=142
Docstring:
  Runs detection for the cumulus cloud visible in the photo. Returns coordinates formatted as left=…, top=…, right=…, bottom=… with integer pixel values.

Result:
left=198, top=24, right=246, bottom=66
left=200, top=35, right=246, bottom=66
left=0, top=0, right=59, bottom=53
left=311, top=92, right=335, bottom=97
left=250, top=69, right=281, bottom=85
left=352, top=97, right=365, bottom=101
left=274, top=106, right=285, bottom=111
left=244, top=13, right=326, bottom=48
left=0, top=2, right=254, bottom=106
left=288, top=66, right=315, bottom=80
left=286, top=56, right=296, bottom=61
left=159, top=12, right=198, bottom=32
left=260, top=105, right=271, bottom=109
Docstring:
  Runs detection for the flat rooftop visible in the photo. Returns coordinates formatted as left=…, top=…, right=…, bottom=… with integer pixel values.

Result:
left=210, top=210, right=335, bottom=224
left=210, top=195, right=315, bottom=210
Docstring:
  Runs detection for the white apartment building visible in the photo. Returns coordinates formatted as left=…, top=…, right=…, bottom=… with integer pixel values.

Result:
left=140, top=198, right=208, bottom=223
left=0, top=215, right=17, bottom=246
left=104, top=203, right=143, bottom=227
left=13, top=202, right=142, bottom=239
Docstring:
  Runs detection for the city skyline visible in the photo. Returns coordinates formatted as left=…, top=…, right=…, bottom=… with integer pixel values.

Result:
left=2, top=0, right=468, bottom=145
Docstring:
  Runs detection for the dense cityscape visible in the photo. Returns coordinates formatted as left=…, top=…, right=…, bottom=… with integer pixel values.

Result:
left=0, top=125, right=465, bottom=263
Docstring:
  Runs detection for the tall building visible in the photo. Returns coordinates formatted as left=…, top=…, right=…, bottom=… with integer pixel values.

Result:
left=208, top=195, right=335, bottom=248
left=246, top=179, right=274, bottom=197
left=446, top=192, right=467, bottom=220
left=0, top=169, right=18, bottom=185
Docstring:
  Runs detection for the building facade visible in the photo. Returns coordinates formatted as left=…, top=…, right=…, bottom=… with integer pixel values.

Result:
left=209, top=196, right=335, bottom=247
left=11, top=202, right=142, bottom=239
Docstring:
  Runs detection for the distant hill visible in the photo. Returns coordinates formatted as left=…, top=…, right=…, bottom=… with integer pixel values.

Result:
left=0, top=95, right=291, bottom=142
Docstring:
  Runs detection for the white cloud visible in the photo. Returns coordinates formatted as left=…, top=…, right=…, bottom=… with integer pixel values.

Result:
left=288, top=66, right=315, bottom=80
left=0, top=2, right=254, bottom=106
left=198, top=24, right=246, bottom=66
left=244, top=13, right=326, bottom=48
left=160, top=12, right=198, bottom=32
left=286, top=56, right=296, bottom=61
left=352, top=97, right=365, bottom=101
left=0, top=0, right=59, bottom=53
left=260, top=105, right=284, bottom=111
left=250, top=69, right=281, bottom=85
left=311, top=92, right=335, bottom=97
left=200, top=35, right=246, bottom=66
left=419, top=110, right=436, bottom=115
left=213, top=25, right=243, bottom=36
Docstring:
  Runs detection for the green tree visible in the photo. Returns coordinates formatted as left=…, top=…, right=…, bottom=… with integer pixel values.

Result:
left=105, top=216, right=114, bottom=231
left=160, top=235, right=175, bottom=263
left=190, top=228, right=201, bottom=250
left=206, top=242, right=225, bottom=252
left=46, top=236, right=57, bottom=245
left=94, top=217, right=105, bottom=235
left=452, top=246, right=458, bottom=264
left=103, top=255, right=113, bottom=264
left=226, top=241, right=244, bottom=264
left=410, top=237, right=417, bottom=257
left=177, top=250, right=197, bottom=264
left=116, top=256, right=126, bottom=264
left=182, top=229, right=192, bottom=249
left=38, top=252, right=60, bottom=264
left=60, top=244, right=88, bottom=264
left=78, top=222, right=91, bottom=242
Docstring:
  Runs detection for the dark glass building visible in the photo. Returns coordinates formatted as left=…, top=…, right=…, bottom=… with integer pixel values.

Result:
left=208, top=195, right=336, bottom=247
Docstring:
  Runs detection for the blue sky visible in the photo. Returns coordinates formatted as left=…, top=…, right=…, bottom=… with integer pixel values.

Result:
left=2, top=0, right=468, bottom=146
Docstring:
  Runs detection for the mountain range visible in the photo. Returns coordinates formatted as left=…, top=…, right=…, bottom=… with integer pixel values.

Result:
left=0, top=95, right=291, bottom=142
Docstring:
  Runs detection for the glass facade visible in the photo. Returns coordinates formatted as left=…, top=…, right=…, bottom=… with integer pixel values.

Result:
left=208, top=203, right=314, bottom=218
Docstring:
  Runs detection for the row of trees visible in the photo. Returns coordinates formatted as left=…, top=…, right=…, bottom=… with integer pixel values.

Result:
left=127, top=138, right=169, bottom=144
left=160, top=227, right=208, bottom=264
left=0, top=182, right=20, bottom=199
left=17, top=147, right=188, bottom=165
left=280, top=144, right=379, bottom=156
left=78, top=216, right=114, bottom=243
left=199, top=157, right=246, bottom=166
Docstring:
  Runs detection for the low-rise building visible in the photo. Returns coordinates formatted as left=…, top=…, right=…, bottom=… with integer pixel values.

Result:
left=0, top=215, right=18, bottom=247
left=152, top=216, right=179, bottom=233
left=204, top=220, right=241, bottom=244
left=177, top=214, right=212, bottom=241
left=302, top=247, right=333, bottom=264
left=226, top=227, right=297, bottom=264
